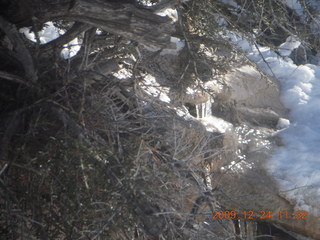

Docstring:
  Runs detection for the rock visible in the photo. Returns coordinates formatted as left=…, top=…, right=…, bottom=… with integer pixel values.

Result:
left=217, top=65, right=289, bottom=118
left=236, top=106, right=280, bottom=127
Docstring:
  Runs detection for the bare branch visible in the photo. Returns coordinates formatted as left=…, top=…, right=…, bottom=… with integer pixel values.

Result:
left=0, top=70, right=37, bottom=88
left=40, top=22, right=91, bottom=54
left=39, top=0, right=174, bottom=49
left=0, top=16, right=38, bottom=82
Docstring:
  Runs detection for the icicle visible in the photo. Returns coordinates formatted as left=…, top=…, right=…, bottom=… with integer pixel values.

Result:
left=202, top=102, right=205, bottom=118
left=195, top=99, right=212, bottom=118
left=196, top=104, right=200, bottom=118
left=206, top=100, right=212, bottom=116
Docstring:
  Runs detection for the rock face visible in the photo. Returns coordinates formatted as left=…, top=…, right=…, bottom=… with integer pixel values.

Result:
left=206, top=64, right=320, bottom=239
left=224, top=66, right=286, bottom=114
left=215, top=65, right=289, bottom=125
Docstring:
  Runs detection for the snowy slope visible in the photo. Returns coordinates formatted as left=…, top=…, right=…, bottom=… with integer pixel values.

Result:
left=229, top=30, right=320, bottom=216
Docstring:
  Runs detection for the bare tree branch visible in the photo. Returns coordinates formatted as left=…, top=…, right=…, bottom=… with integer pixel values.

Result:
left=0, top=70, right=37, bottom=88
left=0, top=16, right=38, bottom=82
left=40, top=22, right=91, bottom=54
left=36, top=0, right=175, bottom=49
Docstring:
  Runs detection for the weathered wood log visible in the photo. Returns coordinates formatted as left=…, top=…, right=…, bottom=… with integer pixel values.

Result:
left=61, top=0, right=174, bottom=49
left=2, top=0, right=174, bottom=49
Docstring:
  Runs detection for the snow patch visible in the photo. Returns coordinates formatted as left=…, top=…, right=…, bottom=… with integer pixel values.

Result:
left=140, top=74, right=171, bottom=103
left=61, top=37, right=81, bottom=59
left=113, top=68, right=132, bottom=79
left=276, top=118, right=290, bottom=129
left=20, top=22, right=62, bottom=44
left=20, top=21, right=81, bottom=59
left=156, top=8, right=178, bottom=22
left=228, top=31, right=320, bottom=216
left=160, top=37, right=185, bottom=56
left=278, top=36, right=301, bottom=57
left=199, top=115, right=233, bottom=133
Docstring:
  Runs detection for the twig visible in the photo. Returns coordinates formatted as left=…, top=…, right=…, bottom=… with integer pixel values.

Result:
left=41, top=22, right=90, bottom=54
left=0, top=163, right=8, bottom=177
left=253, top=41, right=276, bottom=79
left=0, top=70, right=38, bottom=88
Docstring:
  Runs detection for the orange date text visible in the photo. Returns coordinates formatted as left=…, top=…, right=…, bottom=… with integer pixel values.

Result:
left=212, top=210, right=308, bottom=220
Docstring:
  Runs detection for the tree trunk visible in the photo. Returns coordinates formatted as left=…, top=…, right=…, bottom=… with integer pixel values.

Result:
left=1, top=0, right=174, bottom=49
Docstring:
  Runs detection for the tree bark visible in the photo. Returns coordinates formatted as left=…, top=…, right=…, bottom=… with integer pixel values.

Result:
left=2, top=0, right=174, bottom=49
left=0, top=15, right=37, bottom=82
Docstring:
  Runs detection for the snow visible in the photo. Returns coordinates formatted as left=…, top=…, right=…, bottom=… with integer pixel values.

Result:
left=140, top=74, right=171, bottom=103
left=113, top=68, right=132, bottom=80
left=186, top=87, right=196, bottom=95
left=221, top=159, right=253, bottom=172
left=278, top=36, right=301, bottom=57
left=228, top=31, right=320, bottom=216
left=20, top=21, right=80, bottom=59
left=20, top=22, right=62, bottom=44
left=142, top=36, right=185, bottom=54
left=179, top=85, right=234, bottom=134
left=199, top=115, right=233, bottom=133
left=160, top=37, right=185, bottom=56
left=276, top=118, right=290, bottom=129
left=156, top=8, right=178, bottom=22
left=96, top=29, right=103, bottom=35
left=61, top=37, right=81, bottom=59
left=192, top=97, right=233, bottom=133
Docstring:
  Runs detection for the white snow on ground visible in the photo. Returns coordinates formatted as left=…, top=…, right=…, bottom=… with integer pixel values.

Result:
left=200, top=115, right=233, bottom=133
left=19, top=22, right=62, bottom=44
left=160, top=37, right=185, bottom=56
left=192, top=93, right=233, bottom=133
left=173, top=103, right=233, bottom=134
left=61, top=38, right=81, bottom=59
left=220, top=124, right=272, bottom=173
left=142, top=36, right=185, bottom=54
left=276, top=118, right=291, bottom=129
left=113, top=67, right=132, bottom=79
left=20, top=21, right=80, bottom=59
left=140, top=74, right=171, bottom=103
left=228, top=31, right=320, bottom=216
left=156, top=8, right=178, bottom=22
left=278, top=36, right=301, bottom=57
